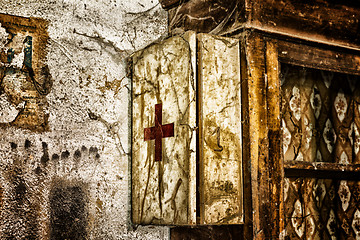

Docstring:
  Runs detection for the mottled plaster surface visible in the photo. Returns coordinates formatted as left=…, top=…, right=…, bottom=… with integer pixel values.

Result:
left=0, top=0, right=169, bottom=239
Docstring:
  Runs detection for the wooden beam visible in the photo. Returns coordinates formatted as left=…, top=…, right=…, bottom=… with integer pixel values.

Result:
left=159, top=0, right=188, bottom=10
left=242, top=31, right=269, bottom=239
left=240, top=33, right=253, bottom=240
left=285, top=169, right=360, bottom=180
left=241, top=31, right=285, bottom=240
left=163, top=0, right=360, bottom=49
left=278, top=40, right=360, bottom=76
left=170, top=225, right=244, bottom=240
left=284, top=161, right=360, bottom=172
left=249, top=0, right=360, bottom=50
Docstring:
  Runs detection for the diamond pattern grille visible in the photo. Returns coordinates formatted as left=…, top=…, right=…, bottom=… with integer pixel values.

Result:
left=281, top=64, right=360, bottom=164
left=281, top=64, right=360, bottom=239
left=285, top=178, right=360, bottom=239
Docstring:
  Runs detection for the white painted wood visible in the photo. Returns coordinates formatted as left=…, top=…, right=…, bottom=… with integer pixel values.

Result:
left=132, top=31, right=197, bottom=225
left=132, top=32, right=243, bottom=225
left=197, top=33, right=243, bottom=224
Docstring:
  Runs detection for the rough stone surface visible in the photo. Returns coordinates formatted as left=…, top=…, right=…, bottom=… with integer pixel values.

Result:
left=0, top=0, right=169, bottom=239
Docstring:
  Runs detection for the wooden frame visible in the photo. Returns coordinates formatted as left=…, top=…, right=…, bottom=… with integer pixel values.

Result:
left=239, top=31, right=284, bottom=239
left=161, top=0, right=360, bottom=50
left=162, top=2, right=360, bottom=238
left=238, top=29, right=360, bottom=239
left=158, top=0, right=360, bottom=234
left=170, top=29, right=360, bottom=239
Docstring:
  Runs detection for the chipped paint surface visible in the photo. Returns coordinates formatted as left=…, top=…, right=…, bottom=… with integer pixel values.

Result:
left=132, top=32, right=197, bottom=225
left=197, top=34, right=242, bottom=224
left=0, top=15, right=51, bottom=132
left=0, top=1, right=168, bottom=239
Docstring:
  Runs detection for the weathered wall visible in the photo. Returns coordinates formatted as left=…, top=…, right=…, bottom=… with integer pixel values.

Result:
left=0, top=0, right=169, bottom=239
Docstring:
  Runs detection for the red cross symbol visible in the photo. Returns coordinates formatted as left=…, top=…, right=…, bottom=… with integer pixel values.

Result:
left=144, top=103, right=174, bottom=162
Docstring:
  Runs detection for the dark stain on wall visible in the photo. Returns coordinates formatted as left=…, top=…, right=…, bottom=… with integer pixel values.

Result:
left=3, top=165, right=40, bottom=240
left=74, top=149, right=81, bottom=160
left=51, top=153, right=59, bottom=162
left=81, top=145, right=87, bottom=152
left=89, top=146, right=100, bottom=160
left=25, top=139, right=32, bottom=149
left=61, top=150, right=70, bottom=160
left=0, top=182, right=3, bottom=220
left=50, top=180, right=88, bottom=240
left=1, top=140, right=99, bottom=239
left=10, top=142, right=17, bottom=149
left=2, top=140, right=42, bottom=239
left=40, top=142, right=50, bottom=166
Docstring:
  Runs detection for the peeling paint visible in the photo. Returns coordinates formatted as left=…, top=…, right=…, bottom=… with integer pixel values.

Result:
left=132, top=32, right=197, bottom=225
left=198, top=33, right=242, bottom=225
left=0, top=14, right=52, bottom=132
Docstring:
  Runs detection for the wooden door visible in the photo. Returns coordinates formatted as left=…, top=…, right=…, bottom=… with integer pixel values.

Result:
left=131, top=31, right=197, bottom=225
left=131, top=31, right=243, bottom=225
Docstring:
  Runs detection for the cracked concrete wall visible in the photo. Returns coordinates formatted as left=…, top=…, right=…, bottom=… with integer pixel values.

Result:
left=0, top=0, right=169, bottom=239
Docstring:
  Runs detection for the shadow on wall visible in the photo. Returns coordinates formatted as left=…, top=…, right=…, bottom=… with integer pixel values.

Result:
left=50, top=180, right=89, bottom=240
left=1, top=164, right=41, bottom=239
left=0, top=139, right=95, bottom=239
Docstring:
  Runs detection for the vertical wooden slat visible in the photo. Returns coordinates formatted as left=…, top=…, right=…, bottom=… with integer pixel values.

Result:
left=197, top=33, right=243, bottom=225
left=242, top=31, right=268, bottom=239
left=240, top=35, right=253, bottom=240
left=266, top=40, right=285, bottom=238
left=241, top=32, right=284, bottom=240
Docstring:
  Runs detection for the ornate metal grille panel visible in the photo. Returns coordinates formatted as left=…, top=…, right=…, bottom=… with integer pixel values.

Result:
left=282, top=64, right=360, bottom=239
left=281, top=64, right=360, bottom=164
left=284, top=178, right=360, bottom=239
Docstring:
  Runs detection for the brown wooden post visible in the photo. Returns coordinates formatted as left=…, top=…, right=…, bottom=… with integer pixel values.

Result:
left=239, top=32, right=253, bottom=240
left=265, top=40, right=285, bottom=238
left=241, top=32, right=285, bottom=239
left=242, top=31, right=269, bottom=239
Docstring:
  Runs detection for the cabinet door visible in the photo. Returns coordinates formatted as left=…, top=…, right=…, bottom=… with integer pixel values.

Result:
left=197, top=34, right=243, bottom=224
left=131, top=31, right=197, bottom=225
left=131, top=32, right=243, bottom=225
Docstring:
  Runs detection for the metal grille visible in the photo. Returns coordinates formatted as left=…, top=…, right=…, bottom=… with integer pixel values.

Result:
left=284, top=178, right=360, bottom=239
left=281, top=64, right=360, bottom=239
left=281, top=64, right=360, bottom=164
